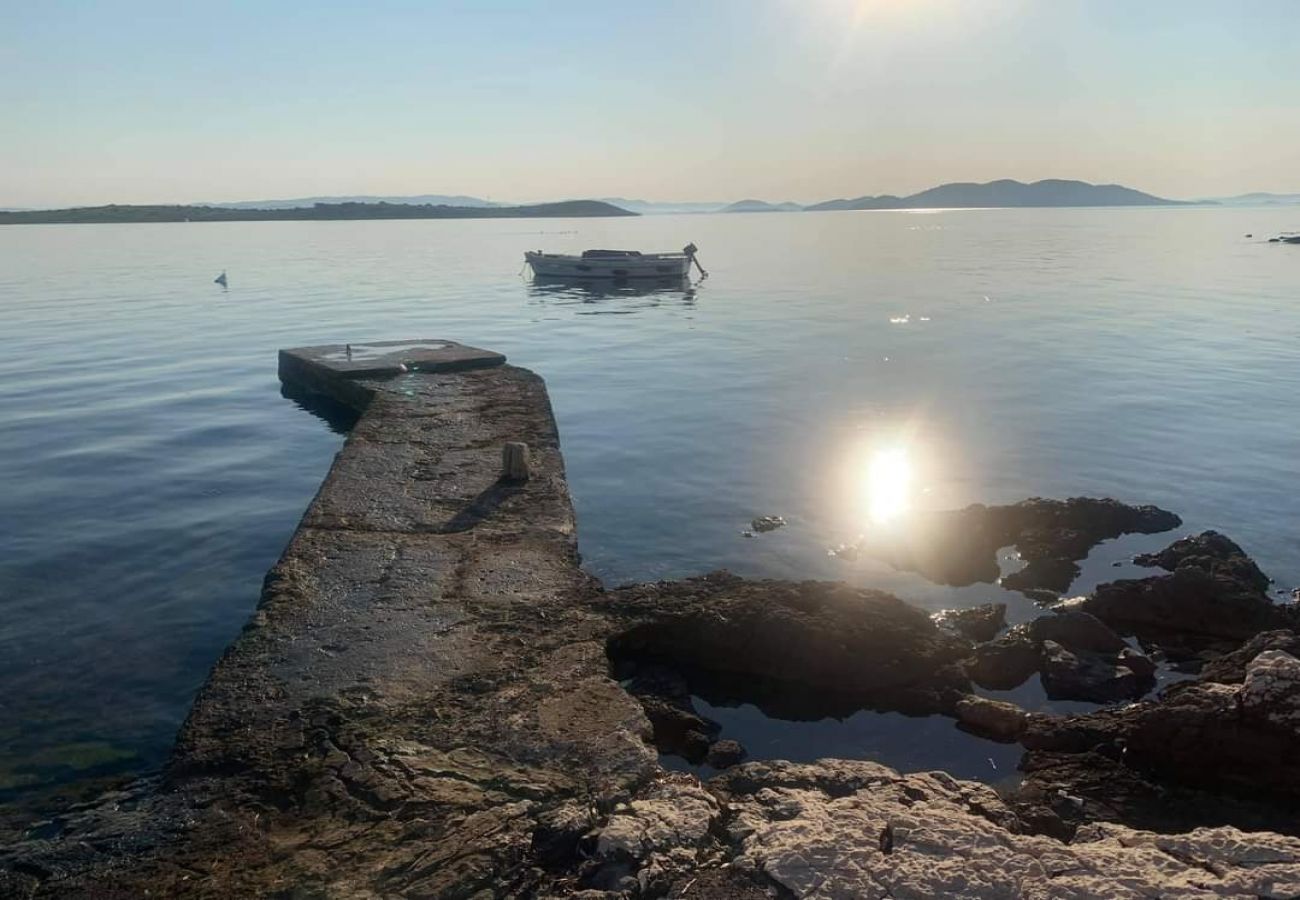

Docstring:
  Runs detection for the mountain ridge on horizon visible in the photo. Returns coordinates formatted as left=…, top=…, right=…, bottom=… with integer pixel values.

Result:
left=16, top=178, right=1295, bottom=217
left=805, top=178, right=1199, bottom=211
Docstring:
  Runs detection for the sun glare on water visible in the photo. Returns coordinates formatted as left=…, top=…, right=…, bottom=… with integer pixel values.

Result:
left=865, top=445, right=913, bottom=524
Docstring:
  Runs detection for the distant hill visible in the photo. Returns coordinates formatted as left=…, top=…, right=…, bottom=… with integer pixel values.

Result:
left=807, top=179, right=1195, bottom=211
left=595, top=198, right=731, bottom=215
left=1203, top=192, right=1300, bottom=206
left=0, top=200, right=635, bottom=225
left=720, top=199, right=803, bottom=213
left=204, top=193, right=498, bottom=209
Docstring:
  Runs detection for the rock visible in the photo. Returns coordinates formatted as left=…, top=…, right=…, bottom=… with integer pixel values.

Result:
left=869, top=497, right=1180, bottom=594
left=1135, top=530, right=1271, bottom=593
left=607, top=573, right=973, bottom=717
left=1116, top=647, right=1157, bottom=679
left=705, top=740, right=747, bottom=769
left=623, top=666, right=720, bottom=763
left=1027, top=609, right=1127, bottom=654
left=954, top=696, right=1028, bottom=742
left=532, top=802, right=595, bottom=869
left=1017, top=670, right=1300, bottom=835
left=965, top=627, right=1040, bottom=690
left=932, top=602, right=1006, bottom=643
left=1200, top=630, right=1300, bottom=684
left=1086, top=560, right=1287, bottom=644
left=701, top=758, right=1300, bottom=899
left=1039, top=640, right=1155, bottom=703
left=1240, top=650, right=1300, bottom=734
left=749, top=515, right=785, bottom=533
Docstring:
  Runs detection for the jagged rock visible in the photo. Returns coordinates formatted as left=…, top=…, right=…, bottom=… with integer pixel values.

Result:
left=1135, top=530, right=1271, bottom=593
left=1086, top=562, right=1287, bottom=644
left=954, top=696, right=1028, bottom=742
left=1116, top=647, right=1157, bottom=679
left=700, top=759, right=1300, bottom=899
left=1200, top=630, right=1300, bottom=684
left=932, top=602, right=1006, bottom=642
left=623, top=666, right=720, bottom=763
left=1027, top=609, right=1127, bottom=654
left=1018, top=663, right=1300, bottom=834
left=607, top=573, right=973, bottom=717
left=965, top=627, right=1040, bottom=690
left=705, top=740, right=747, bottom=769
left=869, top=497, right=1180, bottom=594
left=1039, top=640, right=1155, bottom=703
left=1241, top=650, right=1300, bottom=733
left=750, top=515, right=786, bottom=533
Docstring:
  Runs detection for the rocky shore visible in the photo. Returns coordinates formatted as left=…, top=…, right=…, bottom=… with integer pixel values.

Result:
left=4, top=341, right=1300, bottom=898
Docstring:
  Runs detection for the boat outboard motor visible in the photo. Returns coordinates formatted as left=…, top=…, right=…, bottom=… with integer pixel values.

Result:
left=682, top=243, right=708, bottom=278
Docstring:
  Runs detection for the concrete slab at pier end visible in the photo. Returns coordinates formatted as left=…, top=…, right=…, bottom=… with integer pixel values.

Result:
left=278, top=339, right=506, bottom=408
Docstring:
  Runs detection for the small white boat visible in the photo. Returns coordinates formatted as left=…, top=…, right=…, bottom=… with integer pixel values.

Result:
left=525, top=243, right=704, bottom=279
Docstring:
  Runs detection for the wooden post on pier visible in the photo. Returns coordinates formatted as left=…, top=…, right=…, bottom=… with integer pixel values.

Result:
left=502, top=442, right=531, bottom=481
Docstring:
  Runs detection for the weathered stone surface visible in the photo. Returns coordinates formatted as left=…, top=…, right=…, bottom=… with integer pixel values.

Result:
left=606, top=573, right=973, bottom=717
left=1017, top=654, right=1300, bottom=836
left=705, top=759, right=1300, bottom=900
left=1200, top=629, right=1300, bottom=684
left=1028, top=609, right=1127, bottom=654
left=870, top=497, right=1180, bottom=594
left=1039, top=639, right=1154, bottom=703
left=1086, top=532, right=1292, bottom=648
left=1135, top=529, right=1271, bottom=593
left=705, top=739, right=747, bottom=770
left=954, top=696, right=1028, bottom=742
left=965, top=626, right=1040, bottom=690
left=1240, top=650, right=1300, bottom=733
left=624, top=666, right=720, bottom=764
left=932, top=602, right=1007, bottom=643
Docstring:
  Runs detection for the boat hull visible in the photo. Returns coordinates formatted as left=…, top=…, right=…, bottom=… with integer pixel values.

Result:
left=525, top=252, right=691, bottom=279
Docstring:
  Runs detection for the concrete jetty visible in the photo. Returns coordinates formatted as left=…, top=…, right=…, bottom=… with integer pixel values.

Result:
left=7, top=341, right=1300, bottom=898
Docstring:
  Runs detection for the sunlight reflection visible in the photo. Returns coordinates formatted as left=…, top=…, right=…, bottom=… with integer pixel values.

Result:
left=865, top=444, right=913, bottom=524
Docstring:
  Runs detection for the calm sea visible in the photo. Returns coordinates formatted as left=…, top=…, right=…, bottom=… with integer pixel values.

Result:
left=3, top=208, right=1299, bottom=806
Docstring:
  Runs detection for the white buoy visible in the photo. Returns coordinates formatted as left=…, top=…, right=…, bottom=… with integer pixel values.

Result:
left=214, top=271, right=228, bottom=287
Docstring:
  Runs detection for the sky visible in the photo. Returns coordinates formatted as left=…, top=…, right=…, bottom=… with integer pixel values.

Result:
left=3, top=0, right=1298, bottom=207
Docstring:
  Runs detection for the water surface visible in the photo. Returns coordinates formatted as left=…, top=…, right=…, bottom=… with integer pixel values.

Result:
left=2, top=208, right=1298, bottom=804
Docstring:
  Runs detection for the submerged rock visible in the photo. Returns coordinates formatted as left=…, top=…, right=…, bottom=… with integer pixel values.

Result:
left=932, top=602, right=1007, bottom=643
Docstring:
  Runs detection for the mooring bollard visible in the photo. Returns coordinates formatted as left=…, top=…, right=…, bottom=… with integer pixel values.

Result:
left=502, top=442, right=531, bottom=481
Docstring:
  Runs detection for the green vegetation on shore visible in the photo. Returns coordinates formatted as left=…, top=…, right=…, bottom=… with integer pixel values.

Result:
left=0, top=199, right=635, bottom=225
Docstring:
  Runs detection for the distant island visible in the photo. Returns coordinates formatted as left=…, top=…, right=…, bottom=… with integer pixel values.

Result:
left=806, top=179, right=1197, bottom=211
left=203, top=193, right=499, bottom=210
left=0, top=199, right=635, bottom=225
left=721, top=199, right=804, bottom=213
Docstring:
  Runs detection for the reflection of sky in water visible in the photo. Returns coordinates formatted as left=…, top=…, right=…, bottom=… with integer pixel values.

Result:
left=664, top=698, right=1024, bottom=789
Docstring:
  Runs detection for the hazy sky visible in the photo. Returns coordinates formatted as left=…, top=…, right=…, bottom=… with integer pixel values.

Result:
left=4, top=0, right=1298, bottom=207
